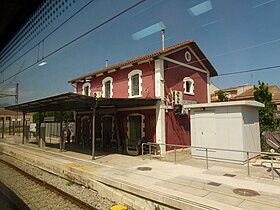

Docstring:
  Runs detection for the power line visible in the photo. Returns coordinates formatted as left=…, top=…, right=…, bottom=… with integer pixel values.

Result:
left=0, top=0, right=96, bottom=70
left=0, top=0, right=145, bottom=85
left=1, top=0, right=280, bottom=86
left=217, top=65, right=280, bottom=77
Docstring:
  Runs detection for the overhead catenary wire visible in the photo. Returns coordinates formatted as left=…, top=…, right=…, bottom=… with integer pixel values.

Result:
left=1, top=0, right=280, bottom=87
left=0, top=0, right=146, bottom=85
left=0, top=0, right=96, bottom=70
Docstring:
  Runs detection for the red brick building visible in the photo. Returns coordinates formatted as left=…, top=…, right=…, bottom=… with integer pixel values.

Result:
left=69, top=40, right=217, bottom=154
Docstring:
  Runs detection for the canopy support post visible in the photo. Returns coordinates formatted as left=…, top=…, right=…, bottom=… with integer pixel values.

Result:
left=22, top=112, right=25, bottom=144
left=92, top=107, right=96, bottom=160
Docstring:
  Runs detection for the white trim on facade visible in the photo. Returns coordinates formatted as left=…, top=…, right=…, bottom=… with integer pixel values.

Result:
left=186, top=46, right=209, bottom=73
left=183, top=77, right=194, bottom=95
left=207, top=72, right=210, bottom=103
left=185, top=46, right=212, bottom=103
left=128, top=69, right=142, bottom=98
left=82, top=82, right=91, bottom=96
left=155, top=59, right=165, bottom=99
left=154, top=59, right=166, bottom=154
left=102, top=77, right=113, bottom=98
left=162, top=57, right=207, bottom=74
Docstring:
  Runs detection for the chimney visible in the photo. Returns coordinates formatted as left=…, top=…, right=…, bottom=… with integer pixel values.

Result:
left=105, top=59, right=108, bottom=67
left=161, top=29, right=165, bottom=50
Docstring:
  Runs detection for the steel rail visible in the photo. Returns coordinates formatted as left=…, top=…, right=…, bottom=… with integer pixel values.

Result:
left=0, top=158, right=97, bottom=210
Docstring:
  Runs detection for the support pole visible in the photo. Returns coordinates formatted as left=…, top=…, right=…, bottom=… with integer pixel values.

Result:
left=38, top=112, right=41, bottom=147
left=92, top=108, right=96, bottom=160
left=60, top=111, right=63, bottom=151
left=247, top=152, right=250, bottom=176
left=22, top=112, right=26, bottom=144
left=9, top=118, right=11, bottom=135
left=12, top=120, right=15, bottom=135
left=1, top=117, right=4, bottom=139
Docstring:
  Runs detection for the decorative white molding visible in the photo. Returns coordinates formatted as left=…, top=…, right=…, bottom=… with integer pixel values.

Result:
left=185, top=51, right=192, bottom=62
left=162, top=57, right=207, bottom=74
left=183, top=77, right=194, bottom=95
left=102, top=77, right=113, bottom=98
left=186, top=46, right=210, bottom=73
left=155, top=59, right=164, bottom=99
left=207, top=72, right=210, bottom=103
left=128, top=69, right=142, bottom=98
left=82, top=82, right=91, bottom=96
left=156, top=100, right=166, bottom=154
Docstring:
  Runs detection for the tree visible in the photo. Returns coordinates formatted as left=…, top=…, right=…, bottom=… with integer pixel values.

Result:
left=217, top=90, right=229, bottom=102
left=32, top=111, right=73, bottom=125
left=254, top=81, right=278, bottom=151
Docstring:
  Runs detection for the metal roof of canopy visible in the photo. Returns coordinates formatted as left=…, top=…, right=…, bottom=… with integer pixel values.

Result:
left=5, top=92, right=159, bottom=113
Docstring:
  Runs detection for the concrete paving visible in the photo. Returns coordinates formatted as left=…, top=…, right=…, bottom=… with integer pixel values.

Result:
left=1, top=136, right=280, bottom=210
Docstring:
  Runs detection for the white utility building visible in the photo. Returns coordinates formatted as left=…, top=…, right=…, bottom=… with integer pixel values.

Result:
left=184, top=101, right=264, bottom=163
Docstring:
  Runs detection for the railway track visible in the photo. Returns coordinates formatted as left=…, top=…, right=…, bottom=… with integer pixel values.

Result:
left=0, top=158, right=98, bottom=210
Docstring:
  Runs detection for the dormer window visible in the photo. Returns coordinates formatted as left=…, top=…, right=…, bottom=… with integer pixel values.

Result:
left=102, top=77, right=113, bottom=98
left=128, top=70, right=142, bottom=98
left=82, top=82, right=91, bottom=96
left=183, top=77, right=194, bottom=95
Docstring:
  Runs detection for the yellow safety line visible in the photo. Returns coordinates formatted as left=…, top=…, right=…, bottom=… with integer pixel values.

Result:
left=166, top=179, right=280, bottom=208
left=64, top=162, right=97, bottom=172
left=4, top=143, right=279, bottom=207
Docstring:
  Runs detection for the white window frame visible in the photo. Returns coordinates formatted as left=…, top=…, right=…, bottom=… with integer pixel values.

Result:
left=128, top=69, right=142, bottom=98
left=102, top=77, right=113, bottom=98
left=183, top=77, right=194, bottom=95
left=82, top=82, right=91, bottom=96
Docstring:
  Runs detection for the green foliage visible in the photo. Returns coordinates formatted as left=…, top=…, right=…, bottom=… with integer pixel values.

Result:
left=217, top=90, right=229, bottom=102
left=32, top=111, right=73, bottom=125
left=254, top=81, right=278, bottom=151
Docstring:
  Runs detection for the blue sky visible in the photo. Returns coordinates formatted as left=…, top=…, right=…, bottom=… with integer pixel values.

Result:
left=1, top=0, right=280, bottom=104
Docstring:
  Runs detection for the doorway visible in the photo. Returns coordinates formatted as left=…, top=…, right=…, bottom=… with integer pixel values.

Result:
left=81, top=117, right=91, bottom=148
left=102, top=116, right=113, bottom=150
left=127, top=114, right=143, bottom=155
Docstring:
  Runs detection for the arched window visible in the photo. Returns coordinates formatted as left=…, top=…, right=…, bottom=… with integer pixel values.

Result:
left=82, top=82, right=91, bottom=96
left=102, top=77, right=113, bottom=98
left=128, top=70, right=142, bottom=98
left=183, top=77, right=194, bottom=95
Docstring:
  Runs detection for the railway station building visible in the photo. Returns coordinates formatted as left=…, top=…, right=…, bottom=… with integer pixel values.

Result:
left=6, top=40, right=218, bottom=158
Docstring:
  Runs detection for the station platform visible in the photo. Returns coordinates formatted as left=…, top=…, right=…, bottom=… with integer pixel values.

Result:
left=0, top=136, right=280, bottom=210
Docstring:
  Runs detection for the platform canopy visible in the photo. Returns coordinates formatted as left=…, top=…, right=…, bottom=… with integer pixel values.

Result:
left=5, top=92, right=159, bottom=113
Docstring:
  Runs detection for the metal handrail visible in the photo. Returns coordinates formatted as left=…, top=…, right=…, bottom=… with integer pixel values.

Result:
left=141, top=142, right=280, bottom=180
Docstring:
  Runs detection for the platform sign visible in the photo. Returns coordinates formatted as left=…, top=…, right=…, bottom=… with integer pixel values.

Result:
left=6, top=117, right=11, bottom=121
left=30, top=123, right=36, bottom=132
left=44, top=116, right=55, bottom=122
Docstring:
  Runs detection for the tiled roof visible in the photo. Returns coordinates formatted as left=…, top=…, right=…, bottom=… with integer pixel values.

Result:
left=69, top=40, right=218, bottom=83
left=223, top=84, right=253, bottom=91
left=233, top=85, right=280, bottom=101
left=233, top=89, right=254, bottom=99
